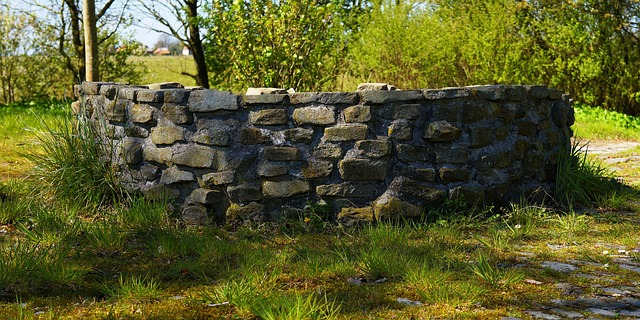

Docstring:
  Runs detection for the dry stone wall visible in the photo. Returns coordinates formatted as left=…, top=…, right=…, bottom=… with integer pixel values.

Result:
left=75, top=82, right=574, bottom=225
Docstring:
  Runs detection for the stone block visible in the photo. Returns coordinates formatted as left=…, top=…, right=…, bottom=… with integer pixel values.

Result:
left=250, top=109, right=288, bottom=125
left=505, top=86, right=526, bottom=101
left=264, top=146, right=301, bottom=161
left=388, top=120, right=412, bottom=141
left=137, top=89, right=164, bottom=103
left=318, top=92, right=359, bottom=105
left=289, top=92, right=318, bottom=104
left=105, top=124, right=125, bottom=139
left=478, top=152, right=512, bottom=171
left=150, top=126, right=185, bottom=145
left=118, top=87, right=140, bottom=101
left=105, top=99, right=128, bottom=122
left=142, top=185, right=179, bottom=200
left=397, top=144, right=429, bottom=162
left=163, top=89, right=191, bottom=103
left=517, top=121, right=537, bottom=137
left=339, top=158, right=387, bottom=181
left=182, top=205, right=209, bottom=226
left=415, top=168, right=437, bottom=182
left=316, top=182, right=380, bottom=198
left=526, top=85, right=549, bottom=99
left=424, top=87, right=470, bottom=99
left=302, top=159, right=333, bottom=178
left=323, top=124, right=368, bottom=142
left=189, top=188, right=223, bottom=204
left=160, top=165, right=196, bottom=184
left=434, top=148, right=468, bottom=164
left=471, top=85, right=505, bottom=101
left=433, top=102, right=461, bottom=122
left=143, top=144, right=173, bottom=165
left=373, top=194, right=423, bottom=220
left=172, top=145, right=216, bottom=168
left=243, top=94, right=288, bottom=105
left=361, top=90, right=423, bottom=104
left=83, top=82, right=102, bottom=95
left=241, top=127, right=271, bottom=145
left=162, top=104, right=193, bottom=124
left=148, top=82, right=184, bottom=90
left=188, top=89, right=240, bottom=112
left=337, top=207, right=374, bottom=226
left=257, top=164, right=289, bottom=177
left=122, top=138, right=142, bottom=164
left=227, top=183, right=262, bottom=203
left=470, top=127, right=494, bottom=148
left=192, top=128, right=232, bottom=146
left=449, top=186, right=485, bottom=206
left=130, top=104, right=155, bottom=123
left=141, top=164, right=160, bottom=180
left=262, top=180, right=310, bottom=198
left=201, top=171, right=235, bottom=186
left=388, top=176, right=445, bottom=203
left=227, top=202, right=265, bottom=222
left=313, top=143, right=343, bottom=159
left=292, top=106, right=335, bottom=125
left=350, top=139, right=392, bottom=158
left=463, top=100, right=488, bottom=123
left=393, top=104, right=421, bottom=120
left=439, top=167, right=470, bottom=184
left=344, top=105, right=371, bottom=123
left=423, top=121, right=462, bottom=142
left=283, top=128, right=313, bottom=144
left=356, top=82, right=396, bottom=91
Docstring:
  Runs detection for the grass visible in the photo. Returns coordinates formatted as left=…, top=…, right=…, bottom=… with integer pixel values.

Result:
left=128, top=55, right=199, bottom=87
left=573, top=103, right=640, bottom=141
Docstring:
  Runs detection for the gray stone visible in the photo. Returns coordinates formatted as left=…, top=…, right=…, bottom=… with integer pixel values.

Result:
left=397, top=144, right=430, bottom=162
left=142, top=185, right=179, bottom=200
left=619, top=264, right=640, bottom=273
left=314, top=143, right=343, bottom=159
left=471, top=85, right=506, bottom=101
left=150, top=126, right=185, bottom=145
left=549, top=308, right=583, bottom=319
left=373, top=193, right=423, bottom=220
left=227, top=183, right=262, bottom=203
left=264, top=146, right=301, bottom=161
left=292, top=106, right=336, bottom=126
left=527, top=85, right=549, bottom=99
left=162, top=104, right=193, bottom=124
left=160, top=166, right=196, bottom=184
left=324, top=124, right=368, bottom=142
left=105, top=99, right=128, bottom=122
left=316, top=182, right=379, bottom=198
left=424, top=87, right=470, bottom=99
left=249, top=109, right=288, bottom=125
left=130, top=104, right=155, bottom=123
left=147, top=82, right=184, bottom=90
left=243, top=94, right=287, bottom=105
left=189, top=188, right=223, bottom=204
left=172, top=145, right=216, bottom=168
left=137, top=89, right=164, bottom=103
left=201, top=171, right=235, bottom=186
left=541, top=261, right=578, bottom=273
left=105, top=124, right=125, bottom=139
left=361, top=90, right=423, bottom=104
left=339, top=158, right=387, bottom=181
left=618, top=310, right=640, bottom=317
left=524, top=311, right=561, bottom=320
left=470, top=127, right=494, bottom=147
left=586, top=308, right=616, bottom=317
left=415, top=168, right=437, bottom=182
left=423, top=121, right=462, bottom=142
left=188, top=89, right=240, bottom=112
left=434, top=148, right=468, bottom=164
left=449, top=186, right=485, bottom=206
left=118, top=87, right=140, bottom=100
left=142, top=144, right=173, bottom=165
left=302, top=159, right=333, bottom=178
left=241, top=127, right=271, bottom=145
left=388, top=176, right=445, bottom=203
left=289, top=92, right=319, bottom=104
left=357, top=83, right=396, bottom=91
left=344, top=105, right=371, bottom=123
left=318, top=92, right=359, bottom=105
left=257, top=164, right=289, bottom=177
left=182, top=205, right=209, bottom=226
left=439, top=167, right=470, bottom=183
left=262, top=180, right=309, bottom=198
left=392, top=104, right=421, bottom=120
left=388, top=120, right=412, bottom=141
left=463, top=100, right=489, bottom=123
left=350, top=139, right=392, bottom=158
left=122, top=138, right=142, bottom=164
left=192, top=128, right=232, bottom=146
left=283, top=127, right=313, bottom=143
left=337, top=207, right=374, bottom=226
left=125, top=124, right=149, bottom=138
left=141, top=164, right=160, bottom=180
left=226, top=202, right=264, bottom=222
left=245, top=87, right=288, bottom=95
left=163, top=89, right=190, bottom=103
left=555, top=283, right=583, bottom=296
left=478, top=152, right=512, bottom=171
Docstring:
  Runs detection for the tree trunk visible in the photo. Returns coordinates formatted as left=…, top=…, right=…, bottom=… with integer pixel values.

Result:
left=185, top=0, right=209, bottom=88
left=83, top=0, right=99, bottom=81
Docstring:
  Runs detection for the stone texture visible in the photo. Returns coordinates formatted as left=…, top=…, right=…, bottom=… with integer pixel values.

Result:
left=283, top=128, right=313, bottom=143
left=160, top=165, right=196, bottom=184
left=357, top=82, right=396, bottom=91
left=192, top=128, right=233, bottom=146
left=227, top=183, right=262, bottom=203
left=434, top=148, right=468, bottom=164
left=105, top=99, right=127, bottom=122
left=162, top=104, right=193, bottom=124
left=189, top=188, right=223, bottom=204
left=182, top=205, right=209, bottom=226
left=316, top=182, right=379, bottom=198
left=424, top=87, right=470, bottom=99
left=470, top=127, right=494, bottom=148
left=243, top=94, right=287, bottom=105
left=302, top=159, right=333, bottom=178
left=264, top=146, right=301, bottom=161
left=388, top=120, right=412, bottom=141
left=349, top=139, right=392, bottom=158
left=361, top=90, right=423, bottom=104
left=137, top=89, right=164, bottom=103
left=339, top=158, right=387, bottom=181
left=249, top=109, right=288, bottom=125
left=397, top=144, right=430, bottom=162
left=373, top=194, right=423, bottom=220
left=150, top=126, right=185, bottom=145
left=324, top=124, right=368, bottom=142
left=415, top=168, right=437, bottom=182
left=227, top=202, right=265, bottom=222
left=337, top=207, right=374, bottom=226
left=293, top=106, right=336, bottom=125
left=172, top=145, right=216, bottom=168
left=241, top=127, right=271, bottom=145
left=388, top=176, right=445, bottom=203
left=314, top=143, right=343, bottom=159
left=163, top=89, right=190, bottom=103
left=439, top=167, right=470, bottom=183
left=423, top=121, right=462, bottom=142
left=188, top=89, right=240, bottom=112
left=143, top=144, right=173, bottom=165
left=318, top=92, right=359, bottom=105
left=201, top=171, right=235, bottom=186
left=449, top=185, right=485, bottom=206
left=142, top=185, right=179, bottom=200
left=130, top=104, right=155, bottom=123
left=257, top=164, right=289, bottom=177
left=262, top=180, right=310, bottom=198
left=344, top=105, right=371, bottom=123
left=122, top=139, right=142, bottom=164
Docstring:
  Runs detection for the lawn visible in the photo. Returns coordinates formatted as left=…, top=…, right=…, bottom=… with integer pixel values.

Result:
left=1, top=101, right=640, bottom=319
left=129, top=55, right=199, bottom=87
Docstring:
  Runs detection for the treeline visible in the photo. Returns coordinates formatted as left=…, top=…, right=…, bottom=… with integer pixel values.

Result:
left=2, top=0, right=640, bottom=115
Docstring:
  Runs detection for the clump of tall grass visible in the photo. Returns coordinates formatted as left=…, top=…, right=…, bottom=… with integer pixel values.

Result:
left=26, top=106, right=123, bottom=211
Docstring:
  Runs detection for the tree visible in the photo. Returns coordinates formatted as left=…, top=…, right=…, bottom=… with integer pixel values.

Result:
left=83, top=0, right=99, bottom=81
left=136, top=0, right=209, bottom=88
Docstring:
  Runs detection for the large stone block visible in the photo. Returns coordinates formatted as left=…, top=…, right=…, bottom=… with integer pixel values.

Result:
left=471, top=85, right=505, bottom=101
left=264, top=146, right=301, bottom=161
left=316, top=182, right=380, bottom=198
left=162, top=104, right=193, bottom=124
left=227, top=202, right=265, bottom=223
left=373, top=194, right=423, bottom=220
left=313, top=143, right=343, bottom=159
left=397, top=144, right=430, bottom=162
left=241, top=127, right=271, bottom=145
left=243, top=94, right=287, bottom=105
left=249, top=109, right=288, bottom=125
left=349, top=139, right=392, bottom=158
left=439, top=167, right=470, bottom=184
left=292, top=106, right=335, bottom=125
left=339, top=158, right=387, bottom=181
left=137, top=89, right=164, bottom=103
left=324, top=124, right=368, bottom=142
left=150, top=126, right=185, bottom=145
left=423, top=121, right=462, bottom=142
left=105, top=99, right=128, bottom=122
left=189, top=188, right=223, bottom=204
left=302, top=159, right=333, bottom=178
left=201, top=171, right=235, bottom=186
left=388, top=120, right=413, bottom=141
left=182, top=204, right=209, bottom=226
left=463, top=100, right=489, bottom=123
left=188, top=89, right=240, bottom=112
left=160, top=165, right=196, bottom=184
left=361, top=90, right=423, bottom=104
left=337, top=207, right=374, bottom=226
left=318, top=92, right=359, bottom=105
left=130, top=103, right=155, bottom=123
left=388, top=176, right=445, bottom=203
left=172, top=145, right=216, bottom=168
left=262, top=180, right=310, bottom=198
left=424, top=87, right=470, bottom=100
left=142, top=144, right=173, bottom=165
left=163, top=89, right=191, bottom=103
left=283, top=128, right=313, bottom=144
left=227, top=183, right=262, bottom=203
left=192, top=128, right=233, bottom=147
left=344, top=105, right=371, bottom=123
left=257, top=164, right=289, bottom=177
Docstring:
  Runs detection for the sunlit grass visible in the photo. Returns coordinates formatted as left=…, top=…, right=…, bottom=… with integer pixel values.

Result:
left=128, top=55, right=199, bottom=87
left=573, top=104, right=640, bottom=141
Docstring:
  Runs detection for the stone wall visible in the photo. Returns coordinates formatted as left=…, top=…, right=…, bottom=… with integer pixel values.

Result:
left=75, top=82, right=574, bottom=225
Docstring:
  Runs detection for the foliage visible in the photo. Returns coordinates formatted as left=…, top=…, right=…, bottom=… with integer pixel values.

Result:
left=573, top=104, right=640, bottom=140
left=203, top=0, right=353, bottom=91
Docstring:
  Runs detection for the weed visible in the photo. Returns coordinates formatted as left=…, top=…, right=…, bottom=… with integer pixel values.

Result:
left=477, top=227, right=512, bottom=252
left=82, top=221, right=128, bottom=255
left=469, top=254, right=524, bottom=287
left=251, top=293, right=341, bottom=320
left=408, top=268, right=486, bottom=307
left=100, top=275, right=160, bottom=302
left=116, top=195, right=172, bottom=233
left=0, top=180, right=33, bottom=225
left=200, top=278, right=258, bottom=316
left=548, top=211, right=592, bottom=235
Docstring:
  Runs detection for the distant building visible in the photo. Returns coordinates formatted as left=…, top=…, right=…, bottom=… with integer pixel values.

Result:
left=182, top=46, right=191, bottom=56
left=153, top=47, right=171, bottom=55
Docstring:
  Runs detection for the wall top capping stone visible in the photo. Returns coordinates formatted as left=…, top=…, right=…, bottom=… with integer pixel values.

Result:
left=79, top=81, right=573, bottom=226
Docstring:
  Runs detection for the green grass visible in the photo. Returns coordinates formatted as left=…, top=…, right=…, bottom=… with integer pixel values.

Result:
left=573, top=104, right=640, bottom=141
left=128, top=55, right=199, bottom=87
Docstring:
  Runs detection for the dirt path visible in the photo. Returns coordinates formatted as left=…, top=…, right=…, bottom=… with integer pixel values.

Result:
left=583, top=139, right=640, bottom=186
